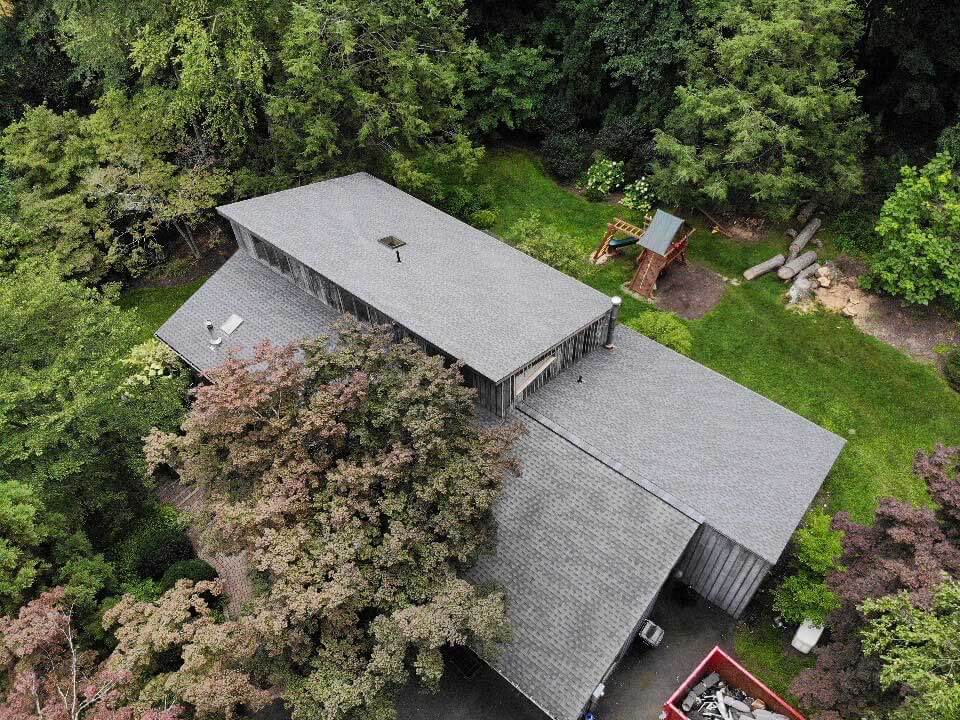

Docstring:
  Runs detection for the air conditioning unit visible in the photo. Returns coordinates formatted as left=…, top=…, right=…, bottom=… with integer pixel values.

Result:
left=639, top=619, right=665, bottom=647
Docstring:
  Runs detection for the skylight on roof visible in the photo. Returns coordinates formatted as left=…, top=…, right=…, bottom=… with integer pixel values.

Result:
left=377, top=235, right=406, bottom=249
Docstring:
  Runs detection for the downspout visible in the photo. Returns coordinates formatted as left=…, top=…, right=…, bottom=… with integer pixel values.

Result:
left=604, top=296, right=622, bottom=349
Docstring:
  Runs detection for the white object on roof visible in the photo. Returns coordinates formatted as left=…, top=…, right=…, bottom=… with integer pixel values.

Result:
left=221, top=313, right=244, bottom=335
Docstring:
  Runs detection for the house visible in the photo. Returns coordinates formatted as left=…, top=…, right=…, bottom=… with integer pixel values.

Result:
left=157, top=173, right=845, bottom=720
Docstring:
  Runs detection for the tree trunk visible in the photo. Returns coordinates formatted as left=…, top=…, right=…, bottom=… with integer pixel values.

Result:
left=173, top=221, right=201, bottom=258
left=743, top=254, right=786, bottom=280
left=787, top=218, right=822, bottom=261
left=778, top=250, right=818, bottom=279
left=797, top=201, right=818, bottom=226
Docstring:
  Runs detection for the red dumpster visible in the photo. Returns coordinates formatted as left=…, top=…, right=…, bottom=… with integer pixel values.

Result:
left=663, top=646, right=805, bottom=720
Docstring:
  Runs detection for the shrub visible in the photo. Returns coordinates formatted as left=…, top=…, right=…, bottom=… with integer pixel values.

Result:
left=114, top=504, right=194, bottom=581
left=869, top=152, right=960, bottom=307
left=505, top=213, right=593, bottom=280
left=541, top=130, right=592, bottom=182
left=470, top=209, right=497, bottom=229
left=831, top=208, right=881, bottom=255
left=772, top=509, right=844, bottom=624
left=583, top=158, right=625, bottom=200
left=621, top=177, right=654, bottom=215
left=122, top=339, right=182, bottom=391
left=625, top=312, right=693, bottom=355
left=160, top=558, right=218, bottom=591
left=772, top=573, right=840, bottom=626
left=944, top=348, right=960, bottom=391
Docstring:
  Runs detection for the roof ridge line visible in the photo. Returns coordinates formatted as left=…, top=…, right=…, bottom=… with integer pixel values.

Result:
left=516, top=405, right=705, bottom=525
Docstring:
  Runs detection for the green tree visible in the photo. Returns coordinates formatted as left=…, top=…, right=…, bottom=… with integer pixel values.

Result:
left=55, top=0, right=273, bottom=161
left=652, top=0, right=868, bottom=213
left=860, top=0, right=960, bottom=150
left=0, top=261, right=188, bottom=576
left=0, top=480, right=53, bottom=612
left=268, top=0, right=477, bottom=179
left=465, top=37, right=558, bottom=136
left=0, top=0, right=88, bottom=126
left=869, top=152, right=960, bottom=307
left=146, top=321, right=516, bottom=720
left=861, top=579, right=960, bottom=720
left=1, top=94, right=227, bottom=281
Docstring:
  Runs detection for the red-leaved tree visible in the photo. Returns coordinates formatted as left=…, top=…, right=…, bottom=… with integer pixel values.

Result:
left=145, top=320, right=518, bottom=720
left=0, top=587, right=180, bottom=720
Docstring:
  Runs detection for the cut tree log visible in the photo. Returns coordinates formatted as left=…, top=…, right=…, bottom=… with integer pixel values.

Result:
left=778, top=250, right=818, bottom=279
left=796, top=262, right=820, bottom=281
left=787, top=276, right=815, bottom=305
left=786, top=228, right=797, bottom=239
left=743, top=254, right=786, bottom=280
left=787, top=217, right=822, bottom=261
left=797, top=201, right=818, bottom=226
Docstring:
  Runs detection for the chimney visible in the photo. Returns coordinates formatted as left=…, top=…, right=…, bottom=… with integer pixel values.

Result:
left=604, top=296, right=621, bottom=349
left=205, top=321, right=222, bottom=346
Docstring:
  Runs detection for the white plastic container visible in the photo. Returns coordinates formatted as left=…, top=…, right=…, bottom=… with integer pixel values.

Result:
left=791, top=620, right=824, bottom=654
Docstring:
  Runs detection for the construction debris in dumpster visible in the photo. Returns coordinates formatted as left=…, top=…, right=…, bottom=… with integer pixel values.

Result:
left=680, top=672, right=790, bottom=720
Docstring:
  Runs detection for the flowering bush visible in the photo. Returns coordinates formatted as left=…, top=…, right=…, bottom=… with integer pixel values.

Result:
left=584, top=158, right=625, bottom=200
left=621, top=176, right=654, bottom=215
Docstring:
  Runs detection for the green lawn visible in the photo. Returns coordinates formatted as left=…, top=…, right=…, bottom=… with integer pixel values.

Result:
left=119, top=279, right=208, bottom=343
left=481, top=148, right=959, bottom=519
left=479, top=148, right=960, bottom=692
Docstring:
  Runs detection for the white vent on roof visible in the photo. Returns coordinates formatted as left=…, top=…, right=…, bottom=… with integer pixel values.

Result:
left=221, top=314, right=244, bottom=335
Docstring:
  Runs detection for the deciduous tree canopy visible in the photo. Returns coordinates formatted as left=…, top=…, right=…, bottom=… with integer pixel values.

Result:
left=146, top=321, right=517, bottom=720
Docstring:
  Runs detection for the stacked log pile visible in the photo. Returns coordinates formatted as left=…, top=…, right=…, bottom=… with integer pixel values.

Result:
left=741, top=202, right=829, bottom=304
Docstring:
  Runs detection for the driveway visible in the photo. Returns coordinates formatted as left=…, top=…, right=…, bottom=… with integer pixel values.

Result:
left=597, top=582, right=734, bottom=720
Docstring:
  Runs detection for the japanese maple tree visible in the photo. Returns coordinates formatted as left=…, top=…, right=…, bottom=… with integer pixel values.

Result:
left=146, top=320, right=517, bottom=720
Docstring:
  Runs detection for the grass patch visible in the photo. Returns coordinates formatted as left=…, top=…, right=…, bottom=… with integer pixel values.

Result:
left=479, top=148, right=960, bottom=521
left=734, top=619, right=814, bottom=702
left=118, top=279, right=208, bottom=343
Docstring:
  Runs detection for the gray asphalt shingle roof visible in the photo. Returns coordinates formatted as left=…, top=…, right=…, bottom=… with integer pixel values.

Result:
left=155, top=251, right=340, bottom=372
left=640, top=210, right=685, bottom=256
left=470, top=412, right=697, bottom=720
left=216, top=173, right=613, bottom=382
left=523, top=326, right=846, bottom=563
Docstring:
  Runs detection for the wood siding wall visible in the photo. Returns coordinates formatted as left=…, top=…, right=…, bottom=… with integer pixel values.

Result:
left=677, top=525, right=770, bottom=618
left=230, top=224, right=612, bottom=415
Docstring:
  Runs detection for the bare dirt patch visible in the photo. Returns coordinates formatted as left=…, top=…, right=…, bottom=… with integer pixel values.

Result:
left=815, top=276, right=960, bottom=362
left=653, top=261, right=729, bottom=319
left=698, top=209, right=769, bottom=244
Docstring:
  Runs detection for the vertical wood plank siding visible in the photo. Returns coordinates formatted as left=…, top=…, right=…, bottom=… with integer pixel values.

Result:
left=677, top=525, right=771, bottom=617
left=229, top=226, right=613, bottom=416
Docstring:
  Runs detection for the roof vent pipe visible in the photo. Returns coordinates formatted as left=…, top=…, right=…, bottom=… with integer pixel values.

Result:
left=205, top=321, right=222, bottom=346
left=604, top=296, right=622, bottom=349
